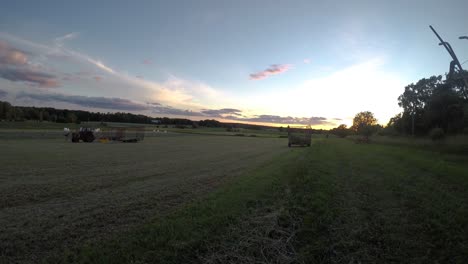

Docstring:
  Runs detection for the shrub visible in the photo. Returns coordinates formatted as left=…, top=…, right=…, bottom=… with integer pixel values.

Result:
left=429, top=127, right=445, bottom=141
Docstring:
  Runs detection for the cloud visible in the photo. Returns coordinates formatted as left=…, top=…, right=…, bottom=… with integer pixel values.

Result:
left=0, top=40, right=29, bottom=66
left=54, top=32, right=79, bottom=47
left=13, top=90, right=214, bottom=117
left=200, top=108, right=242, bottom=117
left=303, top=58, right=311, bottom=64
left=233, top=115, right=330, bottom=125
left=223, top=114, right=332, bottom=125
left=0, top=33, right=342, bottom=126
left=0, top=89, right=7, bottom=98
left=249, top=64, right=292, bottom=80
left=1, top=33, right=227, bottom=110
left=16, top=92, right=150, bottom=111
left=11, top=87, right=335, bottom=126
left=0, top=67, right=59, bottom=88
left=0, top=40, right=60, bottom=87
left=152, top=105, right=203, bottom=116
left=146, top=101, right=161, bottom=106
left=153, top=107, right=244, bottom=118
left=142, top=59, right=152, bottom=65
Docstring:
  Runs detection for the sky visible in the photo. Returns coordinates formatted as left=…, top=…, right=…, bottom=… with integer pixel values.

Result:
left=1, top=0, right=468, bottom=128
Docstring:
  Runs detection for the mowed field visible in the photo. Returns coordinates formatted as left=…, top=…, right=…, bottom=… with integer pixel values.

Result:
left=2, top=129, right=468, bottom=263
left=0, top=132, right=288, bottom=263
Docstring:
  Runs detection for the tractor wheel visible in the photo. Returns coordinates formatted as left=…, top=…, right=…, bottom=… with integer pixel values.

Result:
left=71, top=133, right=80, bottom=143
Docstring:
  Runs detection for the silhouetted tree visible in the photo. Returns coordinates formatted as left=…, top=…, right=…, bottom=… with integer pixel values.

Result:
left=398, top=76, right=442, bottom=136
left=331, top=124, right=350, bottom=138
left=424, top=84, right=464, bottom=133
left=352, top=111, right=378, bottom=139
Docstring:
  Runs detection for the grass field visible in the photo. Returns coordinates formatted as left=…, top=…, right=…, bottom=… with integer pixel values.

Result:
left=2, top=129, right=468, bottom=263
left=0, top=133, right=288, bottom=263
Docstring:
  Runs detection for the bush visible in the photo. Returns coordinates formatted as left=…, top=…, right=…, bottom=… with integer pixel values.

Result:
left=429, top=127, right=445, bottom=141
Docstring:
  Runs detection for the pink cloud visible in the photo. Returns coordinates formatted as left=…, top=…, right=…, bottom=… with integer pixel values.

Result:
left=142, top=59, right=152, bottom=65
left=0, top=40, right=28, bottom=66
left=0, top=40, right=60, bottom=88
left=249, top=64, right=292, bottom=80
left=303, top=58, right=311, bottom=64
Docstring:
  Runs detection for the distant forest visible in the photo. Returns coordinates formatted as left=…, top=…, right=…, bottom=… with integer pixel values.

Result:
left=0, top=101, right=275, bottom=130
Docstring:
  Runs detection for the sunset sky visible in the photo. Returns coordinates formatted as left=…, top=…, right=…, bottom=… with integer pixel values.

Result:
left=1, top=0, right=468, bottom=128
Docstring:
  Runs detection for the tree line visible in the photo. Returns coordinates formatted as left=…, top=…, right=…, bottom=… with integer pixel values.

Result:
left=0, top=101, right=278, bottom=130
left=0, top=101, right=195, bottom=125
left=331, top=70, right=468, bottom=139
left=388, top=71, right=467, bottom=136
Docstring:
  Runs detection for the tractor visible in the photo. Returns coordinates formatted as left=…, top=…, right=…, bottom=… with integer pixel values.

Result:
left=71, top=127, right=95, bottom=143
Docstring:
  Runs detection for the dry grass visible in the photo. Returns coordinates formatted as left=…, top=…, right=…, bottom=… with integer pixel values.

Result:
left=200, top=195, right=301, bottom=264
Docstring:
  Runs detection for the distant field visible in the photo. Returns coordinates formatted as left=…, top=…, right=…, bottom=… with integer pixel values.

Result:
left=0, top=134, right=288, bottom=263
left=0, top=120, right=289, bottom=138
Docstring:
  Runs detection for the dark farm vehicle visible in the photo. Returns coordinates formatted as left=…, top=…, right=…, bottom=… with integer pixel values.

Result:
left=287, top=126, right=312, bottom=147
left=71, top=128, right=95, bottom=143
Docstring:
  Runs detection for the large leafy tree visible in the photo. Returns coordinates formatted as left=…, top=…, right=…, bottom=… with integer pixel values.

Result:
left=397, top=75, right=443, bottom=135
left=425, top=84, right=465, bottom=133
left=352, top=111, right=378, bottom=139
left=446, top=70, right=468, bottom=101
left=398, top=75, right=442, bottom=115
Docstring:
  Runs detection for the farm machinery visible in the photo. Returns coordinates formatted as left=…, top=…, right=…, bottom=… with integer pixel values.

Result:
left=287, top=125, right=312, bottom=147
left=65, top=126, right=145, bottom=143
left=71, top=127, right=95, bottom=142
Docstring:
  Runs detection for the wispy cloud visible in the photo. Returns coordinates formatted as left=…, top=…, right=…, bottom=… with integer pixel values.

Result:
left=142, top=59, right=152, bottom=65
left=303, top=58, right=311, bottom=64
left=249, top=64, right=292, bottom=80
left=54, top=32, right=79, bottom=47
